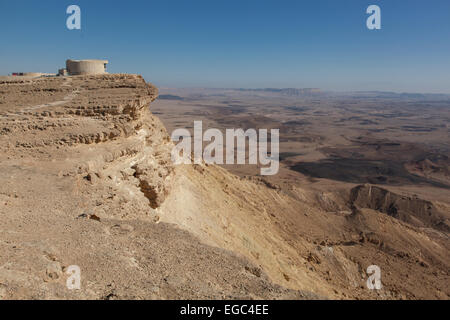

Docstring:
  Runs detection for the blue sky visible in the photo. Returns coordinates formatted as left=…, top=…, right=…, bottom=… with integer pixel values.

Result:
left=0, top=0, right=449, bottom=92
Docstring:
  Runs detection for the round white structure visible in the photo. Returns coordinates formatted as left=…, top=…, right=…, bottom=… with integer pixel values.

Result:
left=66, top=59, right=108, bottom=76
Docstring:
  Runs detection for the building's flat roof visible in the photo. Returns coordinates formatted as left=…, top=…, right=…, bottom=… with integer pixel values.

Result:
left=67, top=59, right=109, bottom=63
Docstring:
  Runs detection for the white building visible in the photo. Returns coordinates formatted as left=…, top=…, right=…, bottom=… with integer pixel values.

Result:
left=64, top=59, right=109, bottom=76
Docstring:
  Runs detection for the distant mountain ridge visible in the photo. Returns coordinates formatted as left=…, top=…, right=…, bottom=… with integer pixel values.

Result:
left=234, top=88, right=321, bottom=96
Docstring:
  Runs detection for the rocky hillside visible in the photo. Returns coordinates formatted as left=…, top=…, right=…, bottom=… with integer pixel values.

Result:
left=0, top=75, right=448, bottom=299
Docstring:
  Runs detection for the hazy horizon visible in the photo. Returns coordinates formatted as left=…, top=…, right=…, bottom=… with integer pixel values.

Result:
left=156, top=85, right=450, bottom=96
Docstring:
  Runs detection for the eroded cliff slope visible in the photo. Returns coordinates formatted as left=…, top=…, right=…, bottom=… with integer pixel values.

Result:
left=0, top=75, right=448, bottom=299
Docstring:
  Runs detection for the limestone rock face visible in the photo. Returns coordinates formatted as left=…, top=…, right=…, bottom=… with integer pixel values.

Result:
left=0, top=74, right=172, bottom=220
